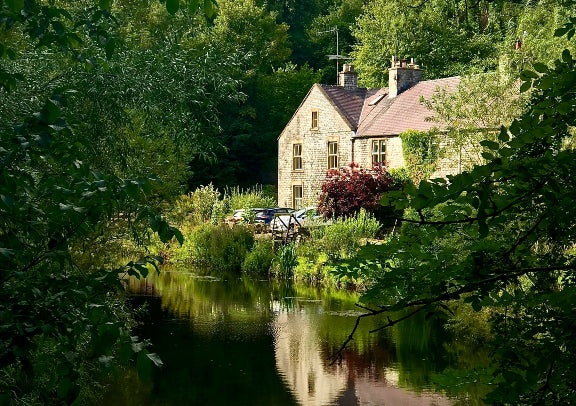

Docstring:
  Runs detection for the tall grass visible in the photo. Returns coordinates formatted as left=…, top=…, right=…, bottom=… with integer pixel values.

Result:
left=224, top=185, right=277, bottom=211
left=310, top=209, right=381, bottom=260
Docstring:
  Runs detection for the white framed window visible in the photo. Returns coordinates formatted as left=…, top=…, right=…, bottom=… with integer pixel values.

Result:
left=311, top=110, right=319, bottom=129
left=372, top=140, right=386, bottom=164
left=293, top=185, right=303, bottom=209
left=328, top=141, right=338, bottom=169
left=293, top=143, right=302, bottom=171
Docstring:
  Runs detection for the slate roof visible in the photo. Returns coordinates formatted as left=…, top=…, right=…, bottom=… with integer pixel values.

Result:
left=319, top=85, right=368, bottom=128
left=320, top=76, right=461, bottom=136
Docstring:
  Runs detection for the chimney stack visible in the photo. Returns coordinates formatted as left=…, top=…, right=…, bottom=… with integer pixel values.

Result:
left=388, top=57, right=422, bottom=98
left=338, top=64, right=358, bottom=89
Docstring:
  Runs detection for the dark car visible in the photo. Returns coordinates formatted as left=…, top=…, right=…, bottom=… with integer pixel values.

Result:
left=255, top=207, right=295, bottom=224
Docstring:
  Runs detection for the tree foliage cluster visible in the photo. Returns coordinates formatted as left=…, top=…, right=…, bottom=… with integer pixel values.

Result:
left=0, top=0, right=228, bottom=403
left=336, top=22, right=576, bottom=404
left=351, top=0, right=576, bottom=87
left=318, top=163, right=397, bottom=219
left=399, top=129, right=441, bottom=184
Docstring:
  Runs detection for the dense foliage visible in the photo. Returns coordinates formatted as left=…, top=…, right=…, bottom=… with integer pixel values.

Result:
left=318, top=163, right=396, bottom=219
left=336, top=23, right=576, bottom=404
left=399, top=130, right=441, bottom=184
left=0, top=0, right=221, bottom=404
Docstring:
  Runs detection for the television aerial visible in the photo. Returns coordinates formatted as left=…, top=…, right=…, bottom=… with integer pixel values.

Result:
left=318, top=27, right=351, bottom=83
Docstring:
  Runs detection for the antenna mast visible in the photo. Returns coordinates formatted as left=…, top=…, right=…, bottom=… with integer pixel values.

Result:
left=318, top=26, right=342, bottom=84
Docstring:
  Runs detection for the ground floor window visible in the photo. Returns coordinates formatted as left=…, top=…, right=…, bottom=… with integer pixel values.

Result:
left=293, top=185, right=303, bottom=209
left=372, top=139, right=386, bottom=164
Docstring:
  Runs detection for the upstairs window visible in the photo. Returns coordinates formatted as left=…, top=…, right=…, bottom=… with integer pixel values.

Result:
left=293, top=185, right=303, bottom=209
left=328, top=142, right=338, bottom=169
left=372, top=140, right=386, bottom=164
left=311, top=110, right=319, bottom=129
left=292, top=143, right=303, bottom=171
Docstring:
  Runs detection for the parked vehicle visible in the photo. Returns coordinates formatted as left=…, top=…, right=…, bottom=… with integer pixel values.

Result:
left=270, top=207, right=323, bottom=231
left=255, top=207, right=295, bottom=224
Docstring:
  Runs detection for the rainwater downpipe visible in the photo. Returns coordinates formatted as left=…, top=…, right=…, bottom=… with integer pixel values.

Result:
left=351, top=131, right=356, bottom=163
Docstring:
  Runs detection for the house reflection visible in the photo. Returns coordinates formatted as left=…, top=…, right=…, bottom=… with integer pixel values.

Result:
left=273, top=305, right=453, bottom=406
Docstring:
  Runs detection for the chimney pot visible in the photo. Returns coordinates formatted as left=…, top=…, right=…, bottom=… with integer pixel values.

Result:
left=339, top=64, right=358, bottom=89
left=388, top=57, right=423, bottom=98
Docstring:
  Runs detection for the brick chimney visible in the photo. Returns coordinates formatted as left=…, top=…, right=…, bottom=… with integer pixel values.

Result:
left=338, top=64, right=358, bottom=89
left=388, top=57, right=422, bottom=98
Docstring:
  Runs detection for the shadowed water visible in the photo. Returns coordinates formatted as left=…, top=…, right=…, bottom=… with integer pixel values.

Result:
left=102, top=270, right=485, bottom=405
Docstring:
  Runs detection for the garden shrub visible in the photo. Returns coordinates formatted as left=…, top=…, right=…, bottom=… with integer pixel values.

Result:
left=188, top=223, right=254, bottom=272
left=318, top=163, right=395, bottom=219
left=242, top=238, right=275, bottom=274
left=190, top=184, right=221, bottom=225
left=210, top=198, right=230, bottom=225
left=165, top=194, right=195, bottom=227
left=311, top=209, right=381, bottom=260
left=293, top=252, right=337, bottom=285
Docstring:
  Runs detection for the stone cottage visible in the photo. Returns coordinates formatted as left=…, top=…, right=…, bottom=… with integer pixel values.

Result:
left=277, top=60, right=461, bottom=209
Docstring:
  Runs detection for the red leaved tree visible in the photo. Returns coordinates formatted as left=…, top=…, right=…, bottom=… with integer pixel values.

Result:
left=318, top=163, right=397, bottom=219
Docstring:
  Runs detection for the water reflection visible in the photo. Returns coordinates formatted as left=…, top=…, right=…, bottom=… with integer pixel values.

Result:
left=104, top=270, right=477, bottom=405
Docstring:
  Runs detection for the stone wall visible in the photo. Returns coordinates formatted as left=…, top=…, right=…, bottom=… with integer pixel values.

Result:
left=352, top=136, right=405, bottom=169
left=278, top=84, right=353, bottom=208
left=430, top=138, right=483, bottom=179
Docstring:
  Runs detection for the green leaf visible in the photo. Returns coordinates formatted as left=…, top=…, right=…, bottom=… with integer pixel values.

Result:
left=188, top=0, right=200, bottom=12
left=498, top=126, right=509, bottom=142
left=537, top=76, right=553, bottom=90
left=6, top=0, right=24, bottom=12
left=557, top=101, right=573, bottom=115
left=57, top=377, right=73, bottom=399
left=519, top=81, right=531, bottom=93
left=471, top=299, right=483, bottom=312
left=203, top=0, right=215, bottom=18
left=478, top=218, right=488, bottom=238
left=0, top=248, right=14, bottom=258
left=45, top=99, right=62, bottom=122
left=520, top=70, right=538, bottom=79
left=118, top=342, right=133, bottom=363
left=480, top=140, right=499, bottom=150
left=562, top=49, right=572, bottom=63
left=532, top=62, right=548, bottom=73
left=499, top=147, right=514, bottom=157
left=137, top=350, right=153, bottom=381
left=481, top=152, right=494, bottom=161
left=554, top=27, right=569, bottom=37
left=105, top=38, right=115, bottom=59
left=147, top=352, right=164, bottom=367
left=172, top=228, right=184, bottom=245
left=125, top=181, right=139, bottom=198
left=166, top=0, right=179, bottom=14
left=99, top=0, right=112, bottom=10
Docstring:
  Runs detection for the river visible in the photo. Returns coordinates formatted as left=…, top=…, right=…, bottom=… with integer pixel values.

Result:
left=102, top=270, right=486, bottom=405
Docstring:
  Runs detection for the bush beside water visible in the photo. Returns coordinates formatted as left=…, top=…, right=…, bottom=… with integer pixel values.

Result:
left=155, top=190, right=385, bottom=288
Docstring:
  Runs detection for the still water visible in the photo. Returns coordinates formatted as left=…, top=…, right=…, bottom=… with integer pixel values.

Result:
left=103, top=270, right=481, bottom=405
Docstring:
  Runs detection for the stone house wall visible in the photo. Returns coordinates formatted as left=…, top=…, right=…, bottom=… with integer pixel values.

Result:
left=352, top=136, right=406, bottom=169
left=278, top=84, right=354, bottom=208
